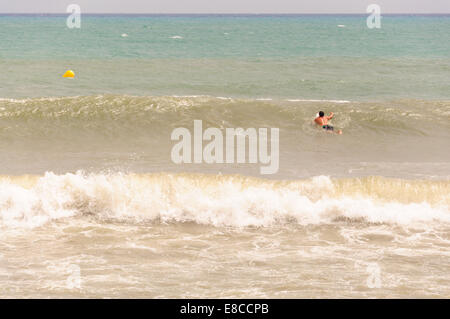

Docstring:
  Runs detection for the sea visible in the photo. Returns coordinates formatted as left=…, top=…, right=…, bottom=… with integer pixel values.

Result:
left=0, top=14, right=449, bottom=298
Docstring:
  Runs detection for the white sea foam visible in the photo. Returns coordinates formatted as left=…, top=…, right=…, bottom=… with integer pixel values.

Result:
left=0, top=172, right=448, bottom=229
left=286, top=99, right=351, bottom=103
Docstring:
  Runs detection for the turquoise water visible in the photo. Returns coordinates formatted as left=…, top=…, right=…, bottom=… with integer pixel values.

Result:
left=0, top=14, right=449, bottom=99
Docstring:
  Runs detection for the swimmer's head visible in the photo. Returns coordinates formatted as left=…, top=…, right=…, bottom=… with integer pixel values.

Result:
left=318, top=111, right=324, bottom=117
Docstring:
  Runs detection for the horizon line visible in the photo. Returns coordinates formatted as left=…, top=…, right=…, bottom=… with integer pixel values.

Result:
left=1, top=12, right=449, bottom=15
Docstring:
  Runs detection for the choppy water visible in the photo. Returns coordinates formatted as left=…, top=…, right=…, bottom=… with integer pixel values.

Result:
left=1, top=95, right=449, bottom=178
left=1, top=173, right=449, bottom=298
left=0, top=15, right=449, bottom=298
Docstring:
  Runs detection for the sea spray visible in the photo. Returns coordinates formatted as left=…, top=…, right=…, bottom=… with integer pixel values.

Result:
left=0, top=172, right=448, bottom=229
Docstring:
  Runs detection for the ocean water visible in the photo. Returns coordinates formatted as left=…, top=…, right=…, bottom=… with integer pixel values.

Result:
left=0, top=14, right=449, bottom=298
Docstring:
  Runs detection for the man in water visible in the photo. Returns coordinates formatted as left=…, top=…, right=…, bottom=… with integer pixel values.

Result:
left=314, top=111, right=342, bottom=134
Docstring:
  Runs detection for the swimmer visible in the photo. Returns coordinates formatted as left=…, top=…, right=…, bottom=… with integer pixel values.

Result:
left=314, top=111, right=342, bottom=134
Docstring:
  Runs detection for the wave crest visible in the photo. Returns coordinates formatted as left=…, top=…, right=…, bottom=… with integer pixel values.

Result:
left=1, top=95, right=448, bottom=137
left=1, top=172, right=448, bottom=229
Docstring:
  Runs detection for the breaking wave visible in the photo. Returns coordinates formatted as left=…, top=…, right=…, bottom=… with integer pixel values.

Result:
left=0, top=95, right=449, bottom=138
left=0, top=172, right=448, bottom=229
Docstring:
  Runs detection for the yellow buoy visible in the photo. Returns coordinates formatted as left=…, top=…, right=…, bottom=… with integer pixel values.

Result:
left=63, top=70, right=75, bottom=78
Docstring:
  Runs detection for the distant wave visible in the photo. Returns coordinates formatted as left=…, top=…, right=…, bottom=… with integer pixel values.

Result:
left=286, top=99, right=350, bottom=103
left=0, top=95, right=448, bottom=138
left=0, top=172, right=448, bottom=229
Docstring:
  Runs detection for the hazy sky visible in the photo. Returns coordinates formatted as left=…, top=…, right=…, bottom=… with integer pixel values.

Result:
left=1, top=0, right=449, bottom=14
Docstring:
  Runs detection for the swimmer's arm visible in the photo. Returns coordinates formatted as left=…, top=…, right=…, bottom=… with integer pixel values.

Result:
left=326, top=112, right=334, bottom=120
